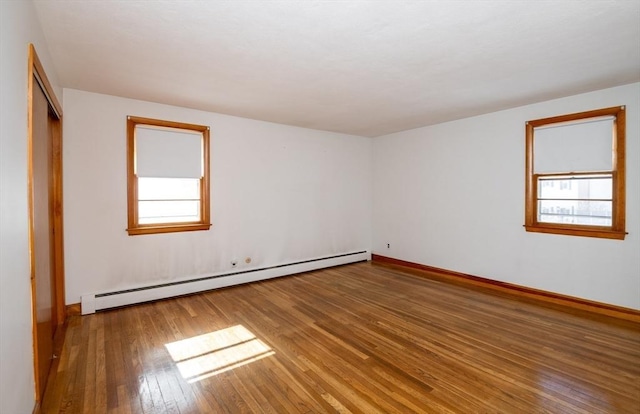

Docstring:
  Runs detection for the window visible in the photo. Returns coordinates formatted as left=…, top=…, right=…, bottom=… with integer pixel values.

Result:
left=525, top=106, right=626, bottom=239
left=127, top=116, right=211, bottom=235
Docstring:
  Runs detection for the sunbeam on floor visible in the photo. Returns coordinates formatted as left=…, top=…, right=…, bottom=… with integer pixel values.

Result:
left=164, top=324, right=275, bottom=383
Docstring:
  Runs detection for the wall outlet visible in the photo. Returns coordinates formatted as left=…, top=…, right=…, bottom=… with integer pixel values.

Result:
left=387, top=243, right=390, bottom=249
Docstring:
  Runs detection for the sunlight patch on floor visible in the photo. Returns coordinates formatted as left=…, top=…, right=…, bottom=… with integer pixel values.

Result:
left=165, top=324, right=275, bottom=383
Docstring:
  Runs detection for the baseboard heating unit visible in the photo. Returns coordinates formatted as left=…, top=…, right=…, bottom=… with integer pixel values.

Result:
left=81, top=250, right=369, bottom=315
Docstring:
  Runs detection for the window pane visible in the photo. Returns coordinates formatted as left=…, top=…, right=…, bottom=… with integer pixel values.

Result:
left=138, top=177, right=200, bottom=201
left=525, top=106, right=625, bottom=239
left=538, top=176, right=612, bottom=200
left=127, top=116, right=210, bottom=235
left=139, top=200, right=200, bottom=224
left=538, top=200, right=612, bottom=226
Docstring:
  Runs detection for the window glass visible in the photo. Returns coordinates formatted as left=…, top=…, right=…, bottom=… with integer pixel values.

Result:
left=138, top=177, right=201, bottom=224
left=524, top=106, right=625, bottom=239
left=127, top=116, right=211, bottom=235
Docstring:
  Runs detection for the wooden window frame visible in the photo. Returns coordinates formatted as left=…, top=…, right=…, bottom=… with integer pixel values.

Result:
left=127, top=116, right=211, bottom=235
left=525, top=106, right=626, bottom=240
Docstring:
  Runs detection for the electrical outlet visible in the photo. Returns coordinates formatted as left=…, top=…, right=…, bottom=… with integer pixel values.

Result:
left=387, top=243, right=390, bottom=249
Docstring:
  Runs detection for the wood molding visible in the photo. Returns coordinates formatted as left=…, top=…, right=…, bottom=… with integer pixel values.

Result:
left=28, top=44, right=62, bottom=117
left=126, top=116, right=211, bottom=236
left=371, top=254, right=640, bottom=323
left=65, top=303, right=81, bottom=317
left=37, top=308, right=71, bottom=413
left=524, top=105, right=626, bottom=240
left=28, top=43, right=66, bottom=403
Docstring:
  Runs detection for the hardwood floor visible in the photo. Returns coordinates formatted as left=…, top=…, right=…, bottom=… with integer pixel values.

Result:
left=42, top=262, right=640, bottom=413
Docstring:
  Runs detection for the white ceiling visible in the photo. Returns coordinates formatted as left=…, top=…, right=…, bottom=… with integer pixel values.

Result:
left=33, top=0, right=640, bottom=137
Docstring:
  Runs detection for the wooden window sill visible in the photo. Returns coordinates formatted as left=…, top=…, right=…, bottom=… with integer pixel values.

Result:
left=127, top=223, right=211, bottom=236
left=524, top=224, right=626, bottom=240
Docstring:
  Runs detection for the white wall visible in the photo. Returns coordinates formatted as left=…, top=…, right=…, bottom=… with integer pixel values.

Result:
left=0, top=5, right=634, bottom=412
left=373, top=83, right=640, bottom=310
left=0, top=1, right=61, bottom=412
left=63, top=89, right=372, bottom=304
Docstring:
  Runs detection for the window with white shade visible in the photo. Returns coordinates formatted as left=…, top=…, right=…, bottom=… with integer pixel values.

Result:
left=524, top=106, right=626, bottom=239
left=127, top=116, right=211, bottom=235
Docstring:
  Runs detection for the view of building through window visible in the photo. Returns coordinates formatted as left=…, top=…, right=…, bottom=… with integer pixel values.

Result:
left=538, top=175, right=612, bottom=226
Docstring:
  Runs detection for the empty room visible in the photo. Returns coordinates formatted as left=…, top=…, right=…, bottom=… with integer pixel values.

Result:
left=1, top=1, right=639, bottom=413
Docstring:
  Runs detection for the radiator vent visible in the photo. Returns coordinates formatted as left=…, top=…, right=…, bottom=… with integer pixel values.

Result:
left=81, top=250, right=368, bottom=314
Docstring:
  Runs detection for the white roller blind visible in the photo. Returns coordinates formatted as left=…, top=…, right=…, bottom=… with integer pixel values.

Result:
left=136, top=126, right=203, bottom=178
left=533, top=117, right=613, bottom=174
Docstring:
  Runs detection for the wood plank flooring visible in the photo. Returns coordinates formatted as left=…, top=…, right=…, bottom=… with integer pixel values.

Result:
left=42, top=262, right=640, bottom=413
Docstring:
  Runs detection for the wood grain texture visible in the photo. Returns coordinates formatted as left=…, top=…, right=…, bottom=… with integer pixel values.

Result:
left=524, top=105, right=626, bottom=240
left=28, top=43, right=66, bottom=404
left=372, top=254, right=640, bottom=323
left=66, top=303, right=82, bottom=317
left=42, top=262, right=640, bottom=413
left=125, top=116, right=211, bottom=236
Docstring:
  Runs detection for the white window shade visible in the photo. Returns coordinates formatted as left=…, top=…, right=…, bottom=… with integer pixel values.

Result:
left=136, top=126, right=203, bottom=178
left=533, top=117, right=613, bottom=174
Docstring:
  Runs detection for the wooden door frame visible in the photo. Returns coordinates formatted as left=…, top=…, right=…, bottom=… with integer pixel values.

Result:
left=27, top=43, right=65, bottom=402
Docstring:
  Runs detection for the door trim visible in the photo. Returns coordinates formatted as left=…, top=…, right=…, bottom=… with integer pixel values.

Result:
left=27, top=43, right=65, bottom=402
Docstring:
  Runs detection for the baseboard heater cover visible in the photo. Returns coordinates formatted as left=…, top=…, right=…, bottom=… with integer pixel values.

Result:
left=81, top=250, right=369, bottom=314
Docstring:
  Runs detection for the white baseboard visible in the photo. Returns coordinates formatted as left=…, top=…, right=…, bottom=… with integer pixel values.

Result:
left=81, top=250, right=368, bottom=315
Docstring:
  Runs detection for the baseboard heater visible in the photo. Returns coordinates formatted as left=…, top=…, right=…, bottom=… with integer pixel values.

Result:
left=81, top=250, right=369, bottom=315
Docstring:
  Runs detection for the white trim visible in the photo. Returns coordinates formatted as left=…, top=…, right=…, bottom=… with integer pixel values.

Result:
left=81, top=251, right=368, bottom=315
